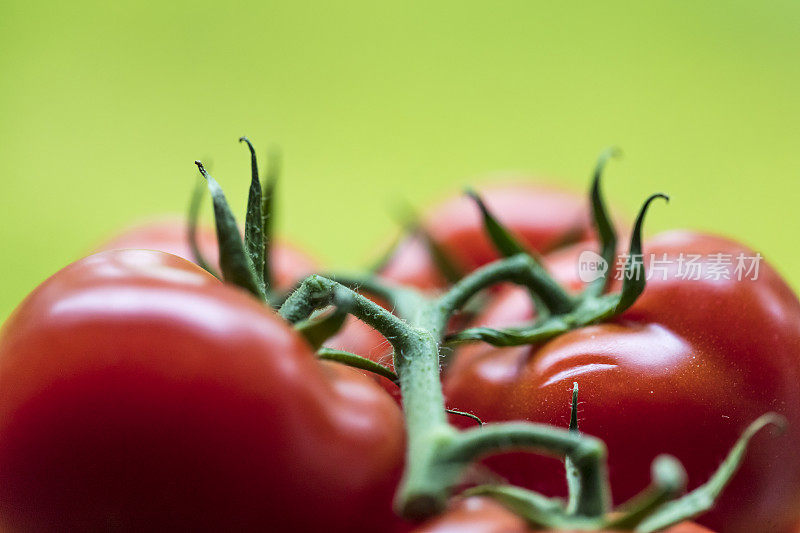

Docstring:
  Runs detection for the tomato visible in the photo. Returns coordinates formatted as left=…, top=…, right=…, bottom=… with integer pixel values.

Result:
left=443, top=231, right=800, bottom=533
left=99, top=219, right=404, bottom=401
left=381, top=236, right=448, bottom=291
left=411, top=497, right=713, bottom=533
left=330, top=182, right=594, bottom=391
left=97, top=217, right=317, bottom=291
left=411, top=497, right=528, bottom=533
left=380, top=182, right=593, bottom=290
left=0, top=250, right=405, bottom=532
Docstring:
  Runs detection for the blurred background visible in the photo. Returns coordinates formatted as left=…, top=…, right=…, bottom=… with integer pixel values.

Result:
left=2, top=1, right=799, bottom=320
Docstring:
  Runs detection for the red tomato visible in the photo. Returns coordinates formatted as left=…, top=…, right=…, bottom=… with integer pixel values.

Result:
left=101, top=219, right=402, bottom=401
left=381, top=235, right=450, bottom=291
left=380, top=182, right=593, bottom=290
left=97, top=217, right=317, bottom=291
left=412, top=497, right=528, bottom=533
left=411, top=497, right=713, bottom=533
left=0, top=250, right=405, bottom=532
left=444, top=231, right=800, bottom=533
left=331, top=182, right=594, bottom=391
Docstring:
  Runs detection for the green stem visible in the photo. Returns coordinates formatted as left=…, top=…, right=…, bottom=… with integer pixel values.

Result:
left=324, top=272, right=413, bottom=307
left=279, top=275, right=409, bottom=341
left=565, top=382, right=581, bottom=515
left=463, top=485, right=567, bottom=529
left=635, top=414, right=785, bottom=533
left=606, top=455, right=686, bottom=530
left=280, top=269, right=607, bottom=521
left=317, top=347, right=398, bottom=382
left=437, top=253, right=575, bottom=321
left=392, top=327, right=456, bottom=519
left=441, top=422, right=610, bottom=517
left=280, top=276, right=456, bottom=518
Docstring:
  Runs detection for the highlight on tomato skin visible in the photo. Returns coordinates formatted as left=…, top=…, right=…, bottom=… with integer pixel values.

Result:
left=96, top=217, right=403, bottom=400
left=443, top=230, right=800, bottom=533
left=0, top=249, right=405, bottom=532
left=95, top=217, right=318, bottom=292
left=411, top=497, right=529, bottom=533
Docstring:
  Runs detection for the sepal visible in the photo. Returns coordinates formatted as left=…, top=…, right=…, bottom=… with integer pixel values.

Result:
left=194, top=161, right=266, bottom=301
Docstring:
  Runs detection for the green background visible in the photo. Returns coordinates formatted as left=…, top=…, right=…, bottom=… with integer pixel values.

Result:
left=2, top=1, right=799, bottom=320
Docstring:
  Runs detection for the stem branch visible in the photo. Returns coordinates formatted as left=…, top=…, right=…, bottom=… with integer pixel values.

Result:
left=281, top=267, right=608, bottom=522
left=437, top=254, right=574, bottom=322
left=441, top=421, right=610, bottom=517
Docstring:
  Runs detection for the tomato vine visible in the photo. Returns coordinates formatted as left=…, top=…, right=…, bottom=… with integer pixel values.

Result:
left=192, top=139, right=784, bottom=531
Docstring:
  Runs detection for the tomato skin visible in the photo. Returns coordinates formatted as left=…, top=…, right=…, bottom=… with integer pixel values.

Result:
left=381, top=235, right=450, bottom=291
left=412, top=497, right=528, bottom=533
left=444, top=231, right=800, bottom=533
left=411, top=497, right=713, bottom=533
left=0, top=250, right=404, bottom=532
left=97, top=217, right=317, bottom=291
left=381, top=182, right=593, bottom=290
left=101, top=219, right=403, bottom=401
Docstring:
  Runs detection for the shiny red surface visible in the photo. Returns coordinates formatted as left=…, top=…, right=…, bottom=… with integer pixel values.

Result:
left=0, top=250, right=404, bottom=532
left=444, top=231, right=800, bottom=533
left=97, top=217, right=318, bottom=291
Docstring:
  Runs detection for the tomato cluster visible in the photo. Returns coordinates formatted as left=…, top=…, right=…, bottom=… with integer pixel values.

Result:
left=0, top=143, right=797, bottom=532
left=337, top=184, right=800, bottom=532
